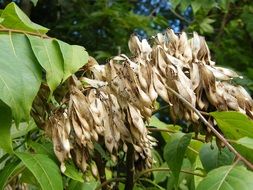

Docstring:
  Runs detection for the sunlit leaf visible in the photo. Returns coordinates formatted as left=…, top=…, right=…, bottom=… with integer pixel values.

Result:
left=197, top=165, right=253, bottom=190
left=210, top=111, right=253, bottom=140
left=57, top=40, right=88, bottom=81
left=0, top=2, right=48, bottom=34
left=0, top=33, right=41, bottom=124
left=233, top=137, right=253, bottom=163
left=16, top=152, right=63, bottom=190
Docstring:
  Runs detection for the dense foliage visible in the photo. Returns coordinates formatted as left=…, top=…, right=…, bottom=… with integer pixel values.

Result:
left=0, top=1, right=253, bottom=190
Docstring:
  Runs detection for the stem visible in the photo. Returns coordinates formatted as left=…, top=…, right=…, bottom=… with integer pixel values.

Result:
left=152, top=105, right=170, bottom=115
left=0, top=25, right=50, bottom=39
left=169, top=8, right=190, bottom=24
left=95, top=177, right=125, bottom=190
left=134, top=167, right=205, bottom=183
left=94, top=149, right=107, bottom=190
left=125, top=142, right=135, bottom=190
left=166, top=86, right=253, bottom=170
left=147, top=127, right=176, bottom=133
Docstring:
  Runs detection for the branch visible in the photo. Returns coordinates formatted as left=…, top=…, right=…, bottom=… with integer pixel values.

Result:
left=124, top=142, right=135, bottom=190
left=169, top=8, right=191, bottom=24
left=134, top=167, right=205, bottom=183
left=95, top=177, right=125, bottom=190
left=165, top=86, right=253, bottom=170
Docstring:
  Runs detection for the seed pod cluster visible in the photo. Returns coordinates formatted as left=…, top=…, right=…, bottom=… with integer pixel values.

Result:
left=46, top=29, right=253, bottom=173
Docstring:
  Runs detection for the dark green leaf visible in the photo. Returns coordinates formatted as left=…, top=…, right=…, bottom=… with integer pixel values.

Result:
left=196, top=166, right=253, bottom=190
left=210, top=111, right=253, bottom=140
left=20, top=168, right=38, bottom=186
left=16, top=152, right=63, bottom=190
left=199, top=143, right=235, bottom=172
left=0, top=3, right=48, bottom=34
left=163, top=134, right=192, bottom=187
left=0, top=33, right=41, bottom=124
left=0, top=160, right=20, bottom=190
left=0, top=101, right=13, bottom=153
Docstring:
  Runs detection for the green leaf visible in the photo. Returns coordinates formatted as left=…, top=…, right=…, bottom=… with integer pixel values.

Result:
left=199, top=18, right=215, bottom=33
left=20, top=168, right=39, bottom=186
left=0, top=33, right=42, bottom=124
left=232, top=137, right=253, bottom=163
left=28, top=36, right=88, bottom=93
left=68, top=180, right=99, bottom=190
left=210, top=111, right=253, bottom=140
left=16, top=152, right=63, bottom=190
left=28, top=141, right=56, bottom=160
left=163, top=134, right=192, bottom=187
left=57, top=40, right=88, bottom=81
left=0, top=160, right=21, bottom=190
left=11, top=119, right=37, bottom=139
left=199, top=143, right=235, bottom=172
left=191, top=1, right=202, bottom=13
left=186, top=139, right=203, bottom=165
left=236, top=137, right=253, bottom=149
left=170, top=0, right=182, bottom=9
left=30, top=0, right=39, bottom=6
left=149, top=116, right=181, bottom=130
left=0, top=101, right=13, bottom=153
left=196, top=165, right=253, bottom=190
left=28, top=35, right=64, bottom=93
left=64, top=161, right=84, bottom=182
left=0, top=3, right=48, bottom=34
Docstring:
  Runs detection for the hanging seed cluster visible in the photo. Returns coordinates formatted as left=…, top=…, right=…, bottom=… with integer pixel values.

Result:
left=45, top=29, right=253, bottom=173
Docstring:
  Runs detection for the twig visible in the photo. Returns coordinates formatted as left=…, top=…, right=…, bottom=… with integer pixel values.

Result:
left=215, top=4, right=231, bottom=45
left=134, top=167, right=205, bottom=183
left=169, top=8, right=190, bottom=24
left=95, top=177, right=125, bottom=190
left=165, top=86, right=253, bottom=170
left=125, top=142, right=135, bottom=190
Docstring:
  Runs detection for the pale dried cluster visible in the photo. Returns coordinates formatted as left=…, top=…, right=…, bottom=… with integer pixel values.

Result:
left=45, top=29, right=253, bottom=173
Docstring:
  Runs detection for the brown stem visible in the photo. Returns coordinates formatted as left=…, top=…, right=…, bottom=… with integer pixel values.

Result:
left=124, top=143, right=135, bottom=190
left=95, top=177, right=125, bottom=190
left=134, top=167, right=205, bottom=183
left=94, top=149, right=107, bottom=190
left=166, top=86, right=253, bottom=170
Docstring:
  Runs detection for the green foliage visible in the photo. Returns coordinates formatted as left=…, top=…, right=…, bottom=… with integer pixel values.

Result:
left=210, top=111, right=253, bottom=140
left=164, top=134, right=192, bottom=187
left=0, top=1, right=253, bottom=190
left=199, top=143, right=235, bottom=172
left=16, top=152, right=63, bottom=190
left=196, top=165, right=253, bottom=190
left=0, top=101, right=13, bottom=153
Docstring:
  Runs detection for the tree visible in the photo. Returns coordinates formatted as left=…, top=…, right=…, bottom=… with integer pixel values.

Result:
left=0, top=2, right=253, bottom=190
